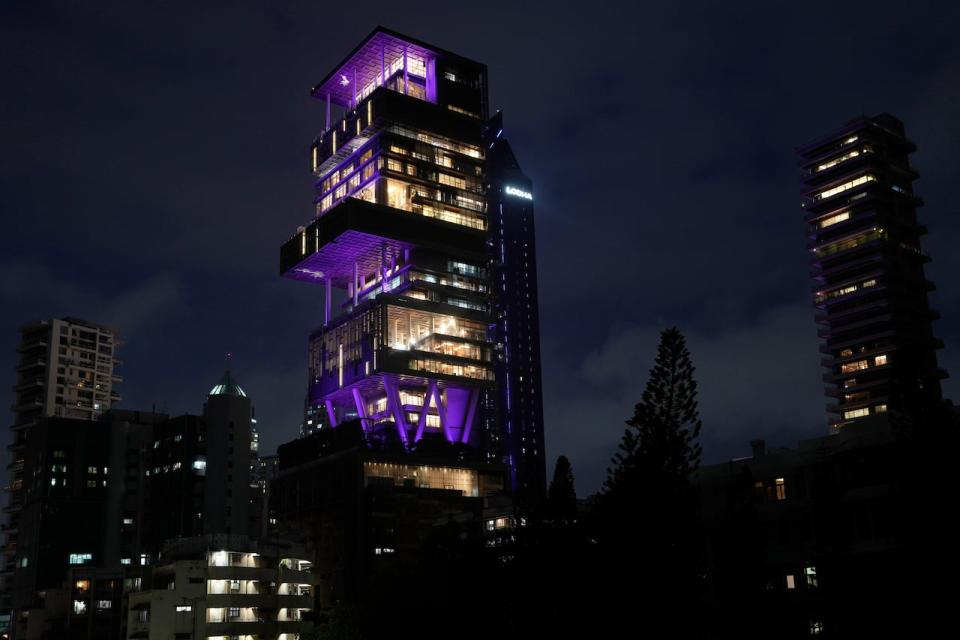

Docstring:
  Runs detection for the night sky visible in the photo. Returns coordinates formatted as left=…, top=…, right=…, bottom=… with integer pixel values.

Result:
left=3, top=1, right=959, bottom=495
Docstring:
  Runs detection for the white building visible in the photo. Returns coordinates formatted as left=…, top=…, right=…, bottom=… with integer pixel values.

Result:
left=126, top=535, right=314, bottom=640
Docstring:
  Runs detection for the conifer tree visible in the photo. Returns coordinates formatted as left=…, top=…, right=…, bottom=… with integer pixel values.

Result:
left=605, top=326, right=702, bottom=497
left=598, top=326, right=704, bottom=631
left=546, top=455, right=577, bottom=522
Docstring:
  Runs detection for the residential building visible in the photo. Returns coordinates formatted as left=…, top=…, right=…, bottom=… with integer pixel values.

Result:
left=9, top=411, right=164, bottom=639
left=798, top=114, right=945, bottom=430
left=4, top=317, right=122, bottom=619
left=125, top=534, right=314, bottom=640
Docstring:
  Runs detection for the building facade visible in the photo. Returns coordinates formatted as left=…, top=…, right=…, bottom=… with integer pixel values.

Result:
left=8, top=411, right=163, bottom=639
left=280, top=26, right=544, bottom=496
left=270, top=421, right=505, bottom=604
left=484, top=112, right=546, bottom=507
left=282, top=27, right=493, bottom=452
left=4, top=317, right=123, bottom=619
left=698, top=423, right=909, bottom=637
left=144, top=371, right=262, bottom=550
left=798, top=114, right=945, bottom=430
left=125, top=535, right=314, bottom=640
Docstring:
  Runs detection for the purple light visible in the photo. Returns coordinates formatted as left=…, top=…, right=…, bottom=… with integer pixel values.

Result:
left=311, top=30, right=438, bottom=107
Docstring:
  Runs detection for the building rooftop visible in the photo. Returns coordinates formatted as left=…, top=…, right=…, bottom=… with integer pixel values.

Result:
left=309, top=26, right=482, bottom=108
left=209, top=370, right=247, bottom=398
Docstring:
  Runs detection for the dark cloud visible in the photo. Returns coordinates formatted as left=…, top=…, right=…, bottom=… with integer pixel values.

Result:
left=2, top=0, right=960, bottom=495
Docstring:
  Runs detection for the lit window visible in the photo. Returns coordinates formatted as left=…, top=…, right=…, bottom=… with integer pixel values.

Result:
left=816, top=150, right=860, bottom=173
left=813, top=174, right=876, bottom=201
left=786, top=574, right=796, bottom=589
left=843, top=408, right=870, bottom=419
left=775, top=478, right=786, bottom=501
left=73, top=600, right=87, bottom=615
left=97, top=600, right=111, bottom=609
left=87, top=466, right=97, bottom=474
left=176, top=605, right=192, bottom=612
left=841, top=360, right=869, bottom=374
left=875, top=404, right=888, bottom=414
left=874, top=354, right=888, bottom=366
left=69, top=553, right=93, bottom=565
left=805, top=565, right=818, bottom=588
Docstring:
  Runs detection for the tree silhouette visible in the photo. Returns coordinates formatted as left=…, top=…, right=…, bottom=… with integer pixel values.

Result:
left=546, top=455, right=577, bottom=522
left=605, top=326, right=702, bottom=495
left=598, top=326, right=705, bottom=633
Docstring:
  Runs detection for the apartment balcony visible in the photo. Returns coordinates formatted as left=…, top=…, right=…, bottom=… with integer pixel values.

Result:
left=11, top=397, right=43, bottom=413
left=13, top=376, right=44, bottom=392
left=15, top=356, right=46, bottom=372
left=16, top=337, right=48, bottom=353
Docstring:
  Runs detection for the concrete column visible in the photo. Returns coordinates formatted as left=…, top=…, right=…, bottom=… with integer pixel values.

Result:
left=324, top=277, right=332, bottom=325
left=325, top=92, right=331, bottom=131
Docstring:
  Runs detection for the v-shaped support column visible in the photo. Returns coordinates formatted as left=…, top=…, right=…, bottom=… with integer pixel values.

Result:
left=382, top=376, right=410, bottom=446
left=351, top=387, right=370, bottom=434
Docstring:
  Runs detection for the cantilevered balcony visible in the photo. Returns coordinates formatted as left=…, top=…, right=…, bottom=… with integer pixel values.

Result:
left=280, top=198, right=486, bottom=287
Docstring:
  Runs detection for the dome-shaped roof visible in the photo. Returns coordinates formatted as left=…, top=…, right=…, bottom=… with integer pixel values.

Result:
left=209, top=370, right=247, bottom=397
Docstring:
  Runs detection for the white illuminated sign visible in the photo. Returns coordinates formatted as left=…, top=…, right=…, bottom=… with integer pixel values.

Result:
left=505, top=186, right=533, bottom=201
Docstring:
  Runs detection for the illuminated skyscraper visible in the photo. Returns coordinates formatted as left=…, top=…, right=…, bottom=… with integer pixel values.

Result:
left=484, top=112, right=546, bottom=506
left=799, top=114, right=945, bottom=430
left=280, top=27, right=545, bottom=500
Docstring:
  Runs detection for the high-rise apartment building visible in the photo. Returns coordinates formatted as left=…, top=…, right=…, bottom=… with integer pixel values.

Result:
left=484, top=112, right=546, bottom=506
left=4, top=317, right=122, bottom=621
left=799, top=114, right=945, bottom=430
left=8, top=410, right=164, bottom=639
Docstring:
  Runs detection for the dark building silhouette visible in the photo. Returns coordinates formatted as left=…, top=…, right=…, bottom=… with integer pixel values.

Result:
left=3, top=317, right=122, bottom=627
left=484, top=112, right=546, bottom=507
left=7, top=371, right=267, bottom=638
left=9, top=410, right=163, bottom=639
left=144, top=371, right=262, bottom=549
left=698, top=423, right=908, bottom=637
left=270, top=422, right=505, bottom=604
left=798, top=114, right=945, bottom=430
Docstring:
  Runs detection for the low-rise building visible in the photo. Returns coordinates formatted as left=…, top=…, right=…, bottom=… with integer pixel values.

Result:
left=125, top=534, right=314, bottom=640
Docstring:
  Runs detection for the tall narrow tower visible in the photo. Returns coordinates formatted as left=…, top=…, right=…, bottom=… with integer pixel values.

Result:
left=484, top=112, right=547, bottom=507
left=282, top=28, right=495, bottom=450
left=3, top=317, right=122, bottom=614
left=798, top=114, right=945, bottom=430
